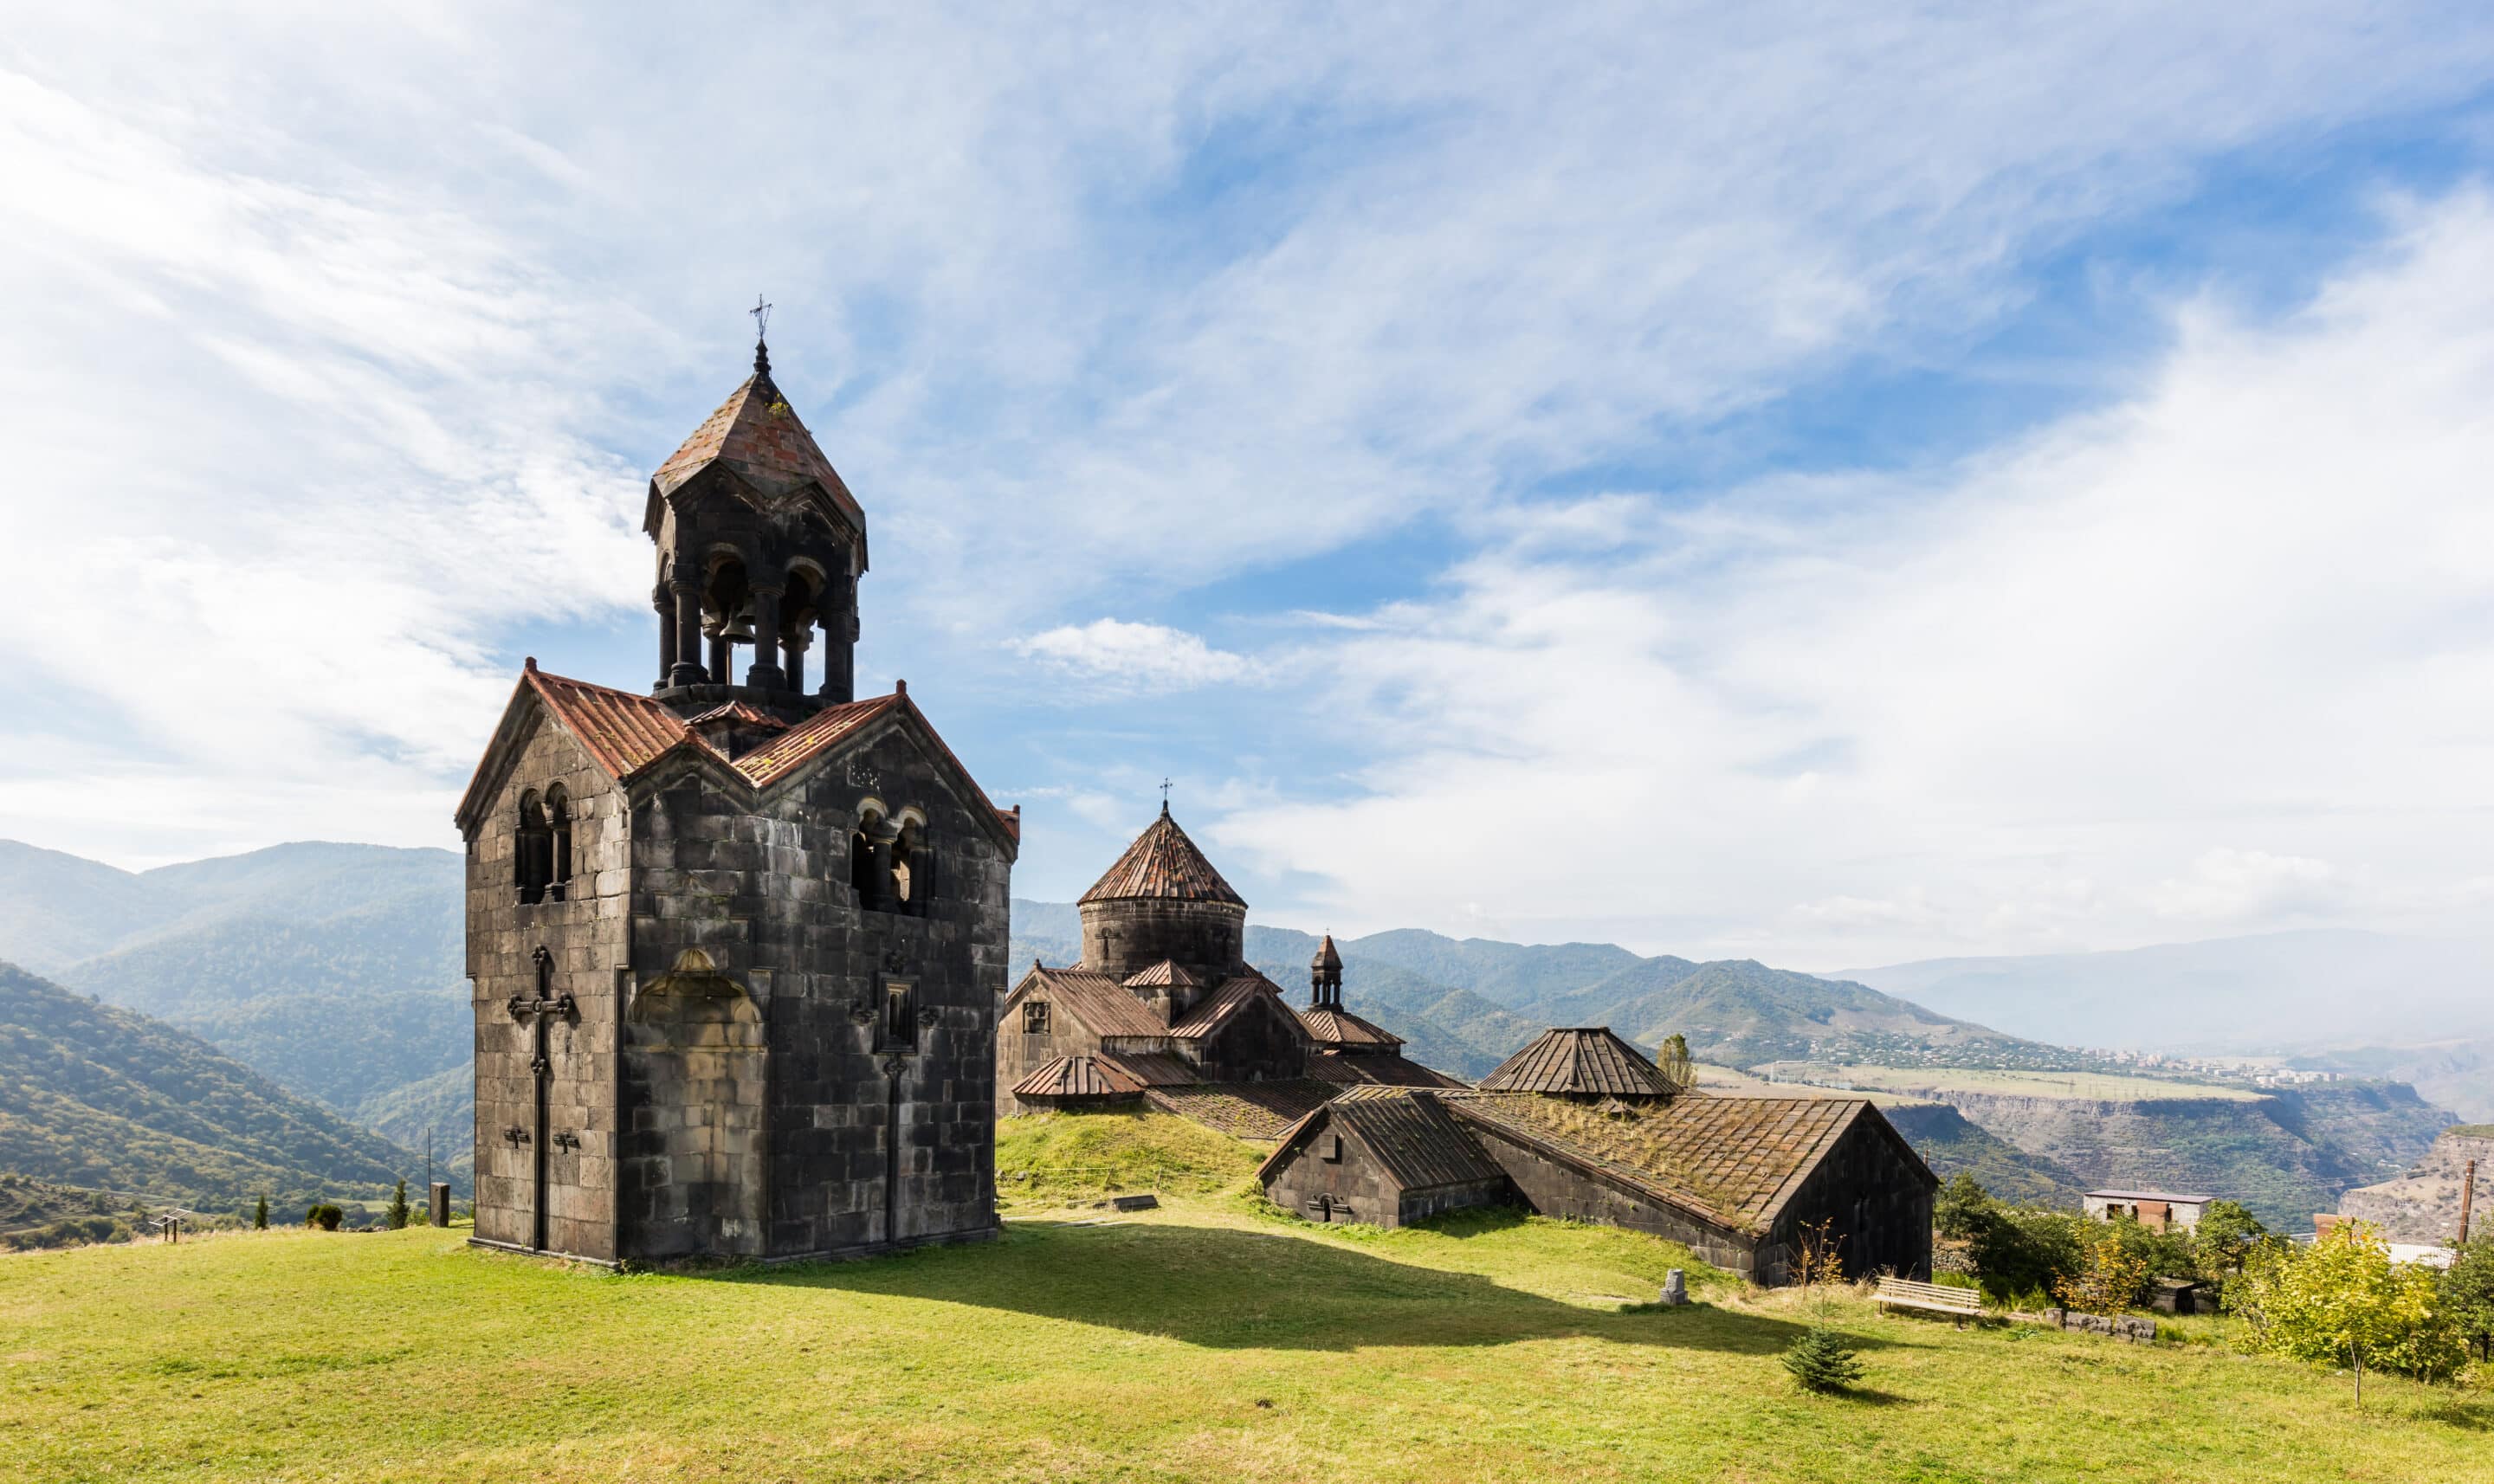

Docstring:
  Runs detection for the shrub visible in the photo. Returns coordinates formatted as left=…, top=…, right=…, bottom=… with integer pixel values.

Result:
left=387, top=1180, right=410, bottom=1231
left=2232, top=1220, right=2465, bottom=1405
left=2446, top=1236, right=2494, bottom=1365
left=1780, top=1326, right=1865, bottom=1394
left=2054, top=1221, right=2155, bottom=1313
left=253, top=1194, right=268, bottom=1230
left=307, top=1204, right=343, bottom=1231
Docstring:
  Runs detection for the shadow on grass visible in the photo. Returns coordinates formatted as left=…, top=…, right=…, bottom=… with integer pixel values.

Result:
left=722, top=1216, right=1879, bottom=1356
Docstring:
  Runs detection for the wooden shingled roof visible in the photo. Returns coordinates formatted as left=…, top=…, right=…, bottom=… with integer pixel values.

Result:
left=1307, top=1050, right=1470, bottom=1089
left=1317, top=1089, right=1507, bottom=1190
left=1005, top=967, right=1171, bottom=1039
left=1296, top=1005, right=1403, bottom=1051
left=1447, top=1092, right=1914, bottom=1234
left=1475, top=1027, right=1672, bottom=1097
left=1011, top=1055, right=1147, bottom=1100
left=1077, top=804, right=1245, bottom=907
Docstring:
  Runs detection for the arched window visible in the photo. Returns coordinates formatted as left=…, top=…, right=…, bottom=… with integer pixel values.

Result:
left=515, top=791, right=551, bottom=906
left=891, top=821, right=917, bottom=910
left=546, top=785, right=573, bottom=902
left=850, top=805, right=884, bottom=905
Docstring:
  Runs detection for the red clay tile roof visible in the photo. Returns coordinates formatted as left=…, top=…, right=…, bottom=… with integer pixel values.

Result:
left=1145, top=1080, right=1337, bottom=1140
left=1476, top=1027, right=1672, bottom=1097
left=1009, top=967, right=1170, bottom=1039
left=682, top=700, right=789, bottom=730
left=459, top=668, right=1015, bottom=853
left=729, top=694, right=901, bottom=786
left=1167, top=975, right=1298, bottom=1041
left=1296, top=1006, right=1403, bottom=1050
left=1011, top=1055, right=1146, bottom=1100
left=650, top=368, right=867, bottom=540
left=1447, top=1092, right=1882, bottom=1234
left=1121, top=959, right=1205, bottom=990
left=1077, top=805, right=1246, bottom=907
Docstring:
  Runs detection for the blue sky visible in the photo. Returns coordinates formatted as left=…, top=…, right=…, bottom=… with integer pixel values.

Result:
left=6, top=4, right=2494, bottom=967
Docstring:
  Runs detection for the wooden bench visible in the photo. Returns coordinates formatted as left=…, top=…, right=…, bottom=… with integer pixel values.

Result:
left=1874, top=1276, right=1983, bottom=1326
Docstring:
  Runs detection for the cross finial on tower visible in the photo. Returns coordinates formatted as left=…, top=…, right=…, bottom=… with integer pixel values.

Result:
left=750, top=294, right=773, bottom=373
left=1160, top=777, right=1172, bottom=815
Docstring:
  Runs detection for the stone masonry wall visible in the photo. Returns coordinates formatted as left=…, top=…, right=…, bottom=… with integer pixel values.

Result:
left=465, top=713, right=628, bottom=1263
left=623, top=711, right=1011, bottom=1261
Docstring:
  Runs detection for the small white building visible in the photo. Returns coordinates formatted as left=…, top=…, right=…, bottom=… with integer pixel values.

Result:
left=2083, top=1190, right=2214, bottom=1231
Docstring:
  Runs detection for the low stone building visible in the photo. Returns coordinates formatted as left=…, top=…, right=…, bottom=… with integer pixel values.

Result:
left=1259, top=1028, right=1937, bottom=1285
left=999, top=811, right=1457, bottom=1133
left=2082, top=1190, right=2214, bottom=1232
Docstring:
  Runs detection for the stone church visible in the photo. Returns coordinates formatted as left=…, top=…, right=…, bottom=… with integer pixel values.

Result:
left=998, top=806, right=1461, bottom=1127
left=454, top=338, right=1018, bottom=1265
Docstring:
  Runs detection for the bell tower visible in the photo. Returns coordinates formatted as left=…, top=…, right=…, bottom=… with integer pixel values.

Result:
left=644, top=324, right=865, bottom=717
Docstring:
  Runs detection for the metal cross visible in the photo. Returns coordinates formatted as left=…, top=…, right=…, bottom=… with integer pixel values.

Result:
left=750, top=294, right=773, bottom=341
left=1160, top=777, right=1172, bottom=811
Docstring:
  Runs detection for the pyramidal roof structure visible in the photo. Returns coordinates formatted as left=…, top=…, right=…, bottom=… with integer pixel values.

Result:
left=1077, top=803, right=1246, bottom=907
left=647, top=344, right=867, bottom=539
left=1476, top=1026, right=1674, bottom=1097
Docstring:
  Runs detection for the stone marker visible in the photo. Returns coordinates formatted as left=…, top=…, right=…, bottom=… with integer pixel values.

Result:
left=430, top=1182, right=452, bottom=1229
left=1111, top=1193, right=1160, bottom=1211
left=1660, top=1268, right=1690, bottom=1307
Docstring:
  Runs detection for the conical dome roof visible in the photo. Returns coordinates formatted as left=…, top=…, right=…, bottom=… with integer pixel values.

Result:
left=1077, top=804, right=1245, bottom=907
left=1312, top=933, right=1343, bottom=970
left=648, top=348, right=867, bottom=543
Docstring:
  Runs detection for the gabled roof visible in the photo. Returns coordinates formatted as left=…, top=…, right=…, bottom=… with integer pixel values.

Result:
left=1078, top=804, right=1245, bottom=907
left=1005, top=966, right=1170, bottom=1039
left=1258, top=1089, right=1505, bottom=1191
left=1296, top=1005, right=1403, bottom=1051
left=1308, top=1050, right=1468, bottom=1089
left=1168, top=975, right=1302, bottom=1042
left=1011, top=1055, right=1146, bottom=1100
left=1446, top=1092, right=1923, bottom=1234
left=1144, top=1081, right=1337, bottom=1140
left=1122, top=959, right=1205, bottom=990
left=455, top=667, right=1016, bottom=847
left=649, top=361, right=867, bottom=545
left=1476, top=1027, right=1671, bottom=1097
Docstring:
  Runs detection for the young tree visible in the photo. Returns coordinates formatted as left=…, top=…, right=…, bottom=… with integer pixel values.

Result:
left=387, top=1179, right=411, bottom=1231
left=1780, top=1326, right=1866, bottom=1393
left=2053, top=1219, right=2154, bottom=1313
left=2445, top=1236, right=2494, bottom=1365
left=253, top=1193, right=268, bottom=1230
left=1656, top=1034, right=1695, bottom=1095
left=1793, top=1216, right=1846, bottom=1291
left=2190, top=1200, right=2270, bottom=1280
left=2236, top=1220, right=2460, bottom=1406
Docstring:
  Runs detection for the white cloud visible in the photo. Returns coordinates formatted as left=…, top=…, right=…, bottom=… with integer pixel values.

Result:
left=3, top=1, right=2492, bottom=879
left=1218, top=190, right=2494, bottom=964
left=1013, top=620, right=1264, bottom=692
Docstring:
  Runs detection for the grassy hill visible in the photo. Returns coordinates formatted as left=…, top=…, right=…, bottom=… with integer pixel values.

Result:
left=2, top=1197, right=2486, bottom=1481
left=0, top=960, right=414, bottom=1214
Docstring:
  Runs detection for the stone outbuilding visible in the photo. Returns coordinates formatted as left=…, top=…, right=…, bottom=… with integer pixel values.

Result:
left=1258, top=1087, right=1509, bottom=1227
left=456, top=336, right=1018, bottom=1266
left=998, top=814, right=1457, bottom=1132
left=1259, top=1028, right=1937, bottom=1285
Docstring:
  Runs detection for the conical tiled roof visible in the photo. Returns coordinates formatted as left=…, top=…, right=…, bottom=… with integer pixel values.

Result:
left=1077, top=805, right=1245, bottom=907
left=1476, top=1027, right=1672, bottom=1097
left=649, top=354, right=867, bottom=538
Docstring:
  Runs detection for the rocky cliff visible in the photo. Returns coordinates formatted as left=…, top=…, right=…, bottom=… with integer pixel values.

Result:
left=2337, top=1124, right=2494, bottom=1244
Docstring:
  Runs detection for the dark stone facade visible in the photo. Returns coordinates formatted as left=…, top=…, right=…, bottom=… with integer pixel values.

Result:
left=459, top=346, right=1015, bottom=1265
left=1261, top=1114, right=1509, bottom=1229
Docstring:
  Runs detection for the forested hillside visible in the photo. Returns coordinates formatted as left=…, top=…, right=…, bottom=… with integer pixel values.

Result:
left=0, top=961, right=414, bottom=1213
left=0, top=842, right=469, bottom=1152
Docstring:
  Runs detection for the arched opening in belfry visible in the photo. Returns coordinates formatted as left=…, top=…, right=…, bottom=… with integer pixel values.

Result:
left=850, top=803, right=887, bottom=904
left=892, top=818, right=920, bottom=911
left=703, top=555, right=751, bottom=685
left=779, top=566, right=819, bottom=694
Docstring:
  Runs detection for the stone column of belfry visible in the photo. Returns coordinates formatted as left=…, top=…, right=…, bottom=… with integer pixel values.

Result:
left=707, top=617, right=732, bottom=686
left=784, top=623, right=811, bottom=694
left=655, top=584, right=677, bottom=687
left=746, top=584, right=785, bottom=688
left=669, top=577, right=706, bottom=687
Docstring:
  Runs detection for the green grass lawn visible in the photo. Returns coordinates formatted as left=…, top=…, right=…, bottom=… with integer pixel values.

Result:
left=3, top=1195, right=2488, bottom=1481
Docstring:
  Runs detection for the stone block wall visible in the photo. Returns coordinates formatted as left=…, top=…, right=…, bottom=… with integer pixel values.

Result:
left=465, top=717, right=628, bottom=1263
